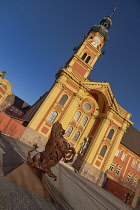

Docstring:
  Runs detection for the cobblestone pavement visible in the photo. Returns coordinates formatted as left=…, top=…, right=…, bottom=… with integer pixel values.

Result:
left=0, top=133, right=132, bottom=210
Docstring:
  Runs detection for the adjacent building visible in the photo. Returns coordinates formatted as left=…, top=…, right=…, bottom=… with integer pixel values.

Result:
left=0, top=71, right=12, bottom=107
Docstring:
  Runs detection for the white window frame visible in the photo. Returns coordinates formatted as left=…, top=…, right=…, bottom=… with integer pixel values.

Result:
left=137, top=165, right=140, bottom=172
left=47, top=111, right=58, bottom=124
left=121, top=154, right=126, bottom=161
left=115, top=150, right=120, bottom=157
left=131, top=161, right=136, bottom=168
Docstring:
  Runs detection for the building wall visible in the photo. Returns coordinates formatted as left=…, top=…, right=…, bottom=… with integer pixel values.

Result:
left=6, top=105, right=25, bottom=119
left=108, top=144, right=140, bottom=192
left=0, top=76, right=12, bottom=107
left=0, top=112, right=25, bottom=138
left=104, top=178, right=134, bottom=206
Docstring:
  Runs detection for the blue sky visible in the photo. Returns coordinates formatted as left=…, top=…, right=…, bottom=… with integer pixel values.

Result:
left=0, top=0, right=140, bottom=131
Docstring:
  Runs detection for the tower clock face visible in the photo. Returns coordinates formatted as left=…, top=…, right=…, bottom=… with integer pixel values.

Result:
left=92, top=37, right=101, bottom=48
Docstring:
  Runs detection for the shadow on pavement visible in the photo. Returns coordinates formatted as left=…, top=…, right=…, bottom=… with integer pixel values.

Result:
left=0, top=133, right=24, bottom=176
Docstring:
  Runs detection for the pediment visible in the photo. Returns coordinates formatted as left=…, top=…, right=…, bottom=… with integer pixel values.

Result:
left=82, top=81, right=120, bottom=113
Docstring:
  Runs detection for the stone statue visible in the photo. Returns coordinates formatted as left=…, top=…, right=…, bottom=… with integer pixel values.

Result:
left=79, top=137, right=90, bottom=155
left=27, top=121, right=76, bottom=181
left=0, top=71, right=6, bottom=79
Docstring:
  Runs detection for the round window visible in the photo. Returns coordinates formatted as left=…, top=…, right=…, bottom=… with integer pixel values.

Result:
left=84, top=103, right=91, bottom=110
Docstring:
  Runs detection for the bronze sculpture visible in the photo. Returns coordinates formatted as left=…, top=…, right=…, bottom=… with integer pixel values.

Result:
left=27, top=121, right=76, bottom=181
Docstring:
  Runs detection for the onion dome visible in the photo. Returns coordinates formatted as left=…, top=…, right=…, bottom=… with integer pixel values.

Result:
left=89, top=8, right=116, bottom=43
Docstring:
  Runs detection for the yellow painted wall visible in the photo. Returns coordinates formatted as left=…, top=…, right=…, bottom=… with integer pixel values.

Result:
left=0, top=76, right=12, bottom=106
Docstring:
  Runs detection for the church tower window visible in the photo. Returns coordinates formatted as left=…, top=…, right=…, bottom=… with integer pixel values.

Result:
left=47, top=111, right=58, bottom=123
left=85, top=56, right=91, bottom=63
left=81, top=53, right=87, bottom=60
left=58, top=94, right=68, bottom=106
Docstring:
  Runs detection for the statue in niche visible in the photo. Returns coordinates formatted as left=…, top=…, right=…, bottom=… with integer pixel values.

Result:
left=79, top=137, right=90, bottom=155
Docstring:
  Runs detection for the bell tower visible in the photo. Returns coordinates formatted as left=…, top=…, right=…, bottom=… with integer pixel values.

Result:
left=56, top=8, right=116, bottom=81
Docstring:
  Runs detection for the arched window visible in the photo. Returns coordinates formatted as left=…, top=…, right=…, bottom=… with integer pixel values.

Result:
left=85, top=56, right=91, bottom=63
left=47, top=111, right=58, bottom=124
left=73, top=111, right=81, bottom=121
left=58, top=94, right=68, bottom=106
left=65, top=126, right=73, bottom=137
left=99, top=145, right=107, bottom=157
left=80, top=116, right=88, bottom=126
left=81, top=53, right=87, bottom=60
left=107, top=129, right=114, bottom=140
left=72, top=131, right=80, bottom=141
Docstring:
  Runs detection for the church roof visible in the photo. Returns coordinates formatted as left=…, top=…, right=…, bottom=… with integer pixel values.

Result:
left=121, top=126, right=140, bottom=156
left=5, top=94, right=30, bottom=111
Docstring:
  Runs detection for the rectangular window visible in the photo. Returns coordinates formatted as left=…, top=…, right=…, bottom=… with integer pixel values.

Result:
left=126, top=175, right=131, bottom=182
left=10, top=106, right=14, bottom=111
left=115, top=168, right=121, bottom=176
left=121, top=154, right=126, bottom=161
left=131, top=161, right=136, bottom=168
left=109, top=164, right=114, bottom=171
left=14, top=109, right=18, bottom=113
left=137, top=165, right=140, bottom=172
left=115, top=150, right=120, bottom=157
left=18, top=111, right=22, bottom=115
left=132, top=179, right=137, bottom=186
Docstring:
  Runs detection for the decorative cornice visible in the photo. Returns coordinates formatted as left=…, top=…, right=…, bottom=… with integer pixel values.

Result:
left=55, top=81, right=65, bottom=88
left=74, top=93, right=83, bottom=102
left=57, top=68, right=89, bottom=92
left=118, top=127, right=126, bottom=132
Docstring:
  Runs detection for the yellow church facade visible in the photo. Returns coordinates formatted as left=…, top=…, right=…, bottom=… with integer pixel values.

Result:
left=26, top=14, right=133, bottom=183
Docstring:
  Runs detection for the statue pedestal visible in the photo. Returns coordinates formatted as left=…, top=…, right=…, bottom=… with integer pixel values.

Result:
left=5, top=163, right=54, bottom=201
